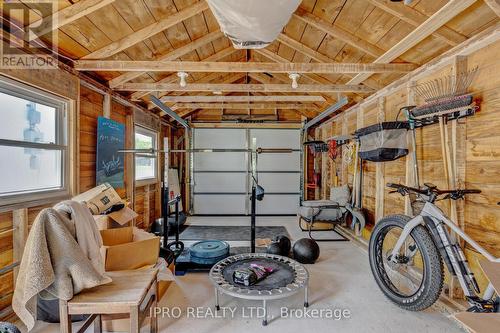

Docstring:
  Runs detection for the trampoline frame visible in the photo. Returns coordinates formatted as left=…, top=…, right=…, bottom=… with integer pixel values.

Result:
left=209, top=253, right=310, bottom=326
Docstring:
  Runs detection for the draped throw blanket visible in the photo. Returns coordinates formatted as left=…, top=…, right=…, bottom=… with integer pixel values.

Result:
left=12, top=202, right=111, bottom=331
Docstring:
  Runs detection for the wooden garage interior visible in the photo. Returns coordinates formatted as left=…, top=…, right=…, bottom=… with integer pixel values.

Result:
left=0, top=1, right=500, bottom=332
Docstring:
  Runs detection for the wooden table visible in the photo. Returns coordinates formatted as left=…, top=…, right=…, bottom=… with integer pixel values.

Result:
left=59, top=269, right=158, bottom=333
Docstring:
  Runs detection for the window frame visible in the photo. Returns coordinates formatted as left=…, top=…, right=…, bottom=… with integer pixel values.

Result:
left=0, top=75, right=70, bottom=210
left=134, top=125, right=158, bottom=186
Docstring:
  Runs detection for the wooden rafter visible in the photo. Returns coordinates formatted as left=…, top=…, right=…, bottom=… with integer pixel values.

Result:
left=149, top=72, right=247, bottom=110
left=260, top=38, right=383, bottom=91
left=292, top=8, right=385, bottom=58
left=109, top=31, right=224, bottom=88
left=81, top=1, right=209, bottom=59
left=74, top=60, right=417, bottom=73
left=484, top=0, right=500, bottom=17
left=365, top=0, right=468, bottom=46
left=348, top=0, right=477, bottom=85
left=131, top=46, right=240, bottom=101
left=171, top=103, right=319, bottom=111
left=27, top=0, right=117, bottom=42
left=160, top=95, right=326, bottom=103
left=115, top=83, right=374, bottom=93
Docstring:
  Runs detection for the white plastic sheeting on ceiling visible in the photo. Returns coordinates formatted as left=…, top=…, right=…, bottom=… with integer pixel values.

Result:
left=207, top=0, right=301, bottom=49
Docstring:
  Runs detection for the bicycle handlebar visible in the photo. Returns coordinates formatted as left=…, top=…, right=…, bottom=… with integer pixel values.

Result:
left=386, top=183, right=481, bottom=200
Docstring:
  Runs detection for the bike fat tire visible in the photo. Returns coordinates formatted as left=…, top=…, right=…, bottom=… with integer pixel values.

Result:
left=369, top=214, right=444, bottom=311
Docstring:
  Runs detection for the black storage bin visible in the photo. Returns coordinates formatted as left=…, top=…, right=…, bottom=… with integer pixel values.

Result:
left=354, top=121, right=410, bottom=162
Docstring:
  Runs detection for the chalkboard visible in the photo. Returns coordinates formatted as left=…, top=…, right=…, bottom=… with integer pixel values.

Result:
left=96, top=116, right=125, bottom=188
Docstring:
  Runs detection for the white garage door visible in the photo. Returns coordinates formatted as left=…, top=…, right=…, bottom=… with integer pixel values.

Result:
left=192, top=128, right=301, bottom=215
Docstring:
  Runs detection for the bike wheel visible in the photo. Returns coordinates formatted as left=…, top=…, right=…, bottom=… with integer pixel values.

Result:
left=369, top=214, right=444, bottom=311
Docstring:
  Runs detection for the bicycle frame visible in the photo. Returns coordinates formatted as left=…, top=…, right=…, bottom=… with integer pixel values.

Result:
left=389, top=201, right=500, bottom=300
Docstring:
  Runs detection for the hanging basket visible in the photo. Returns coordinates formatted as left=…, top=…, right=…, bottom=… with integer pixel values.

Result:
left=354, top=121, right=410, bottom=162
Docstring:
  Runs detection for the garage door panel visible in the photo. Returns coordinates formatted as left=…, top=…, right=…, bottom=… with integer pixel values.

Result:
left=195, top=172, right=247, bottom=193
left=256, top=152, right=301, bottom=171
left=193, top=194, right=247, bottom=214
left=249, top=129, right=301, bottom=149
left=194, top=152, right=247, bottom=171
left=256, top=173, right=300, bottom=193
left=194, top=128, right=246, bottom=148
left=256, top=195, right=299, bottom=215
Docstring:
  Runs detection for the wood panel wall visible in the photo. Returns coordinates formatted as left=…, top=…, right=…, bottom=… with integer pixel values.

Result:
left=0, top=63, right=79, bottom=320
left=0, top=69, right=166, bottom=321
left=313, top=38, right=500, bottom=299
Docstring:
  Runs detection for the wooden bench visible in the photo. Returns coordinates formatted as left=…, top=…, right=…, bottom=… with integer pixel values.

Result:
left=59, top=269, right=158, bottom=333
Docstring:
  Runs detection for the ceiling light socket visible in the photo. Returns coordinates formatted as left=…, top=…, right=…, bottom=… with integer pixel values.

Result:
left=289, top=73, right=300, bottom=89
left=177, top=72, right=189, bottom=87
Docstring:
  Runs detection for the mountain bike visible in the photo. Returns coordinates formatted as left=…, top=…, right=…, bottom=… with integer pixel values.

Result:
left=368, top=183, right=500, bottom=312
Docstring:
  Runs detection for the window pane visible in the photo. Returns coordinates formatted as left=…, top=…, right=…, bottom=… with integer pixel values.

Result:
left=135, top=156, right=156, bottom=180
left=0, top=92, right=57, bottom=144
left=0, top=145, right=62, bottom=195
left=135, top=132, right=153, bottom=150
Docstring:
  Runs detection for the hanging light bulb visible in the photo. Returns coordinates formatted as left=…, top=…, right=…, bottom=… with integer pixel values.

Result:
left=289, top=73, right=300, bottom=89
left=177, top=72, right=189, bottom=87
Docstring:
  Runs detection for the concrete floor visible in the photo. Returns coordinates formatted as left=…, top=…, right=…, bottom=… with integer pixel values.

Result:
left=28, top=216, right=465, bottom=333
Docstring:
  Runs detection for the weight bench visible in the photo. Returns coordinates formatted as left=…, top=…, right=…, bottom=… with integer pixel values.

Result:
left=298, top=185, right=365, bottom=241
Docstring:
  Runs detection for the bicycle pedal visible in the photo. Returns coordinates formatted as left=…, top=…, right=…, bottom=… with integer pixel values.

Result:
left=466, top=296, right=498, bottom=313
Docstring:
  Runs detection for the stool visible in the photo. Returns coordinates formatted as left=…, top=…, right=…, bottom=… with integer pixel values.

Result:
left=59, top=269, right=158, bottom=333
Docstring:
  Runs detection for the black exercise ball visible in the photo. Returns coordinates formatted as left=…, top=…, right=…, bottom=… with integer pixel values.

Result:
left=293, top=238, right=320, bottom=264
left=273, top=235, right=291, bottom=256
left=266, top=242, right=282, bottom=255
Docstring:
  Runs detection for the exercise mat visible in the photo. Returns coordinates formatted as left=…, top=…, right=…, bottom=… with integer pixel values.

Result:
left=179, top=225, right=290, bottom=241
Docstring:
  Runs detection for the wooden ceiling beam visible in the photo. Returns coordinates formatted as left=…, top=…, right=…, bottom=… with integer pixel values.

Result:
left=292, top=8, right=385, bottom=58
left=348, top=0, right=477, bottom=85
left=27, top=0, right=117, bottom=41
left=81, top=1, right=209, bottom=59
left=365, top=0, right=468, bottom=46
left=160, top=95, right=326, bottom=103
left=277, top=33, right=333, bottom=63
left=171, top=103, right=318, bottom=111
left=131, top=46, right=240, bottom=101
left=258, top=40, right=383, bottom=91
left=484, top=0, right=500, bottom=17
left=116, top=83, right=374, bottom=93
left=109, top=31, right=224, bottom=88
left=75, top=60, right=417, bottom=73
left=150, top=72, right=247, bottom=111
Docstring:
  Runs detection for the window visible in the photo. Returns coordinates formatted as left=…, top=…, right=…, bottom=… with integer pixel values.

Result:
left=134, top=126, right=157, bottom=182
left=0, top=76, right=69, bottom=208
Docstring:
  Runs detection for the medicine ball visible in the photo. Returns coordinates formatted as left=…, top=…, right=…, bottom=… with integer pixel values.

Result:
left=292, top=238, right=320, bottom=264
left=266, top=241, right=282, bottom=255
left=273, top=235, right=291, bottom=256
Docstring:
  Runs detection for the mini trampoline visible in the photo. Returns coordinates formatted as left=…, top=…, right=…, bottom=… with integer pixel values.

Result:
left=209, top=253, right=310, bottom=326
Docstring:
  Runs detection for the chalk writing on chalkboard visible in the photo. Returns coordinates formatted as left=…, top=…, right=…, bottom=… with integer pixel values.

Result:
left=96, top=117, right=125, bottom=188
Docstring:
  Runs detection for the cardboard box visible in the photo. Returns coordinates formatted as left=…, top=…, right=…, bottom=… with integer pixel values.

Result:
left=94, top=206, right=138, bottom=230
left=73, top=183, right=123, bottom=215
left=100, top=227, right=174, bottom=332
